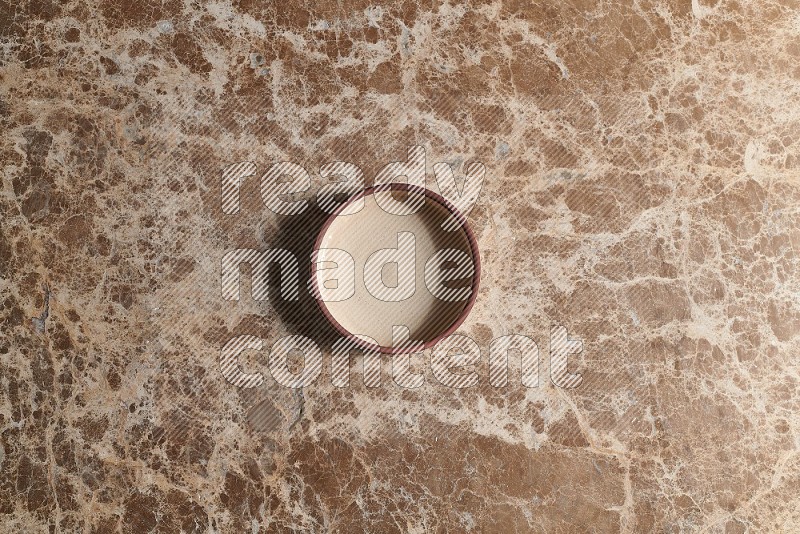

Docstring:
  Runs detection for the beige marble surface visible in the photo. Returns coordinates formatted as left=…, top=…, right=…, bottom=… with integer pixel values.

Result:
left=1, top=0, right=800, bottom=532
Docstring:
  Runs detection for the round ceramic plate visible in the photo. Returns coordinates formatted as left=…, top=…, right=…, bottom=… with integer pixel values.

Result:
left=311, top=184, right=480, bottom=353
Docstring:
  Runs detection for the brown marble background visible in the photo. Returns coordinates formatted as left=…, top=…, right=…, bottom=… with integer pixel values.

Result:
left=2, top=0, right=800, bottom=532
